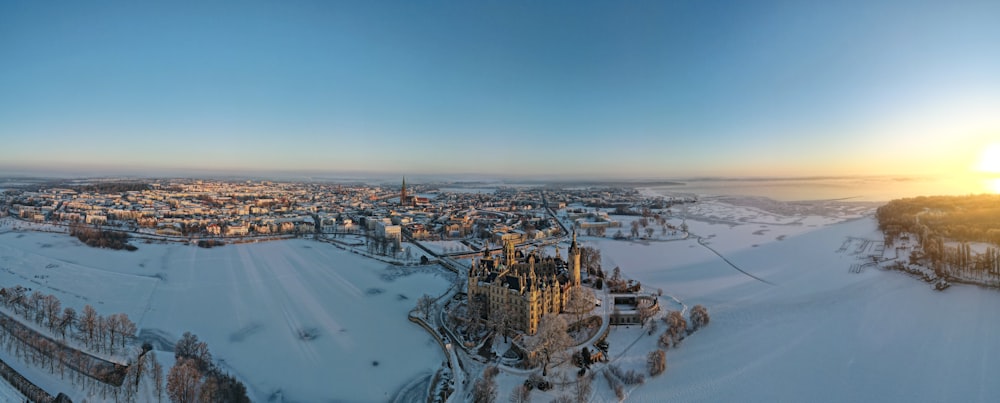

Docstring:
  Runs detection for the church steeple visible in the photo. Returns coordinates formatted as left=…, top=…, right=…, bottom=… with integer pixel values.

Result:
left=400, top=176, right=408, bottom=206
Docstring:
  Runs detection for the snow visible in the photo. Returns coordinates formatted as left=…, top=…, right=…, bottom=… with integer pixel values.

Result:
left=0, top=373, right=25, bottom=401
left=421, top=240, right=473, bottom=255
left=578, top=212, right=1000, bottom=402
left=0, top=232, right=453, bottom=402
left=3, top=193, right=1000, bottom=402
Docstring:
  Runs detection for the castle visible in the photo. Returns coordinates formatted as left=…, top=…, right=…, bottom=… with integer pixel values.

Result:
left=468, top=233, right=581, bottom=335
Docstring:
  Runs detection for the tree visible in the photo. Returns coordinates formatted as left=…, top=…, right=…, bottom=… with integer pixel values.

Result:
left=151, top=351, right=165, bottom=403
left=661, top=311, right=687, bottom=348
left=417, top=294, right=436, bottom=319
left=198, top=376, right=219, bottom=403
left=579, top=247, right=601, bottom=275
left=489, top=304, right=512, bottom=343
left=527, top=315, right=573, bottom=376
left=105, top=313, right=121, bottom=352
left=645, top=227, right=655, bottom=238
left=630, top=221, right=640, bottom=238
left=637, top=301, right=658, bottom=327
left=689, top=305, right=710, bottom=331
left=473, top=366, right=498, bottom=403
left=120, top=313, right=137, bottom=348
left=175, top=332, right=212, bottom=370
left=29, top=290, right=43, bottom=324
left=574, top=371, right=593, bottom=403
left=167, top=358, right=202, bottom=403
left=647, top=349, right=666, bottom=376
left=564, top=286, right=595, bottom=323
left=42, top=294, right=61, bottom=331
left=509, top=384, right=531, bottom=403
left=79, top=305, right=98, bottom=347
left=58, top=307, right=75, bottom=339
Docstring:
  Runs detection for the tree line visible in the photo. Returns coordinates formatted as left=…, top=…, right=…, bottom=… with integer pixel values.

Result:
left=878, top=194, right=1000, bottom=246
left=877, top=195, right=1000, bottom=285
left=69, top=222, right=137, bottom=251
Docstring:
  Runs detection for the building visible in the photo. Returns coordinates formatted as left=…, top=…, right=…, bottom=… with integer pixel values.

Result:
left=467, top=233, right=582, bottom=335
left=400, top=177, right=409, bottom=207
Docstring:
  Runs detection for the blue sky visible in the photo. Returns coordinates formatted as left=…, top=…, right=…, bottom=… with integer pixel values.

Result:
left=1, top=0, right=999, bottom=179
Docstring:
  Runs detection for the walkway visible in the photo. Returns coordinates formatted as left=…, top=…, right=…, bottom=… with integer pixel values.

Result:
left=695, top=236, right=776, bottom=286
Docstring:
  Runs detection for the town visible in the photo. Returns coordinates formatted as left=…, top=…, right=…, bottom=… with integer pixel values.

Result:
left=0, top=177, right=705, bottom=402
left=0, top=178, right=689, bottom=252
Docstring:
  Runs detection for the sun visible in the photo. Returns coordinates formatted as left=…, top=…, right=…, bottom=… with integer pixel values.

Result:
left=979, top=143, right=1000, bottom=174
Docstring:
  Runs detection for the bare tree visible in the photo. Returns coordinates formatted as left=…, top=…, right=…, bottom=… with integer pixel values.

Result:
left=167, top=358, right=202, bottom=403
left=118, top=313, right=137, bottom=349
left=151, top=352, right=165, bottom=403
left=509, top=384, right=531, bottom=403
left=580, top=248, right=600, bottom=273
left=574, top=371, right=593, bottom=403
left=79, top=305, right=98, bottom=347
left=637, top=300, right=658, bottom=328
left=527, top=315, right=573, bottom=376
left=647, top=349, right=666, bottom=376
left=58, top=307, right=75, bottom=339
left=472, top=366, right=498, bottom=403
left=198, top=375, right=219, bottom=403
left=489, top=305, right=512, bottom=343
left=661, top=311, right=687, bottom=348
left=416, top=294, right=435, bottom=319
left=42, top=294, right=61, bottom=331
left=104, top=313, right=121, bottom=353
left=29, top=290, right=44, bottom=324
left=175, top=332, right=212, bottom=370
left=689, top=305, right=710, bottom=331
left=564, top=286, right=595, bottom=323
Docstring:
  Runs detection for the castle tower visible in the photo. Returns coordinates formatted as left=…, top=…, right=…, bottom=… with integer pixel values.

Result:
left=504, top=239, right=516, bottom=265
left=569, top=230, right=581, bottom=286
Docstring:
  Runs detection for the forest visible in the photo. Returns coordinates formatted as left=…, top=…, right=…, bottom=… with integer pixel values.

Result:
left=877, top=194, right=1000, bottom=245
left=877, top=194, right=1000, bottom=285
left=69, top=223, right=137, bottom=251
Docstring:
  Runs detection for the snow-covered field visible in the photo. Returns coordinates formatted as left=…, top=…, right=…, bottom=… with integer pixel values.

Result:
left=574, top=209, right=1000, bottom=401
left=2, top=193, right=999, bottom=402
left=421, top=240, right=473, bottom=255
left=0, top=232, right=453, bottom=402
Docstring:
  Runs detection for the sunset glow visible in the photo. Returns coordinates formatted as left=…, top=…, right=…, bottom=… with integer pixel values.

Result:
left=979, top=143, right=1000, bottom=174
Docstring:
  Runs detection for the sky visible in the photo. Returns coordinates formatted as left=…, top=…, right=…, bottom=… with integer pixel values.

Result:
left=1, top=0, right=999, bottom=180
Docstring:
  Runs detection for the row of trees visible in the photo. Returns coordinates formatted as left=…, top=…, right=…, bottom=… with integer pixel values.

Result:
left=0, top=286, right=137, bottom=355
left=0, top=316, right=125, bottom=399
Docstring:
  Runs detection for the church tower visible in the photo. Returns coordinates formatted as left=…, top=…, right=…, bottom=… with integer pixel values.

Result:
left=569, top=230, right=581, bottom=286
left=400, top=177, right=408, bottom=206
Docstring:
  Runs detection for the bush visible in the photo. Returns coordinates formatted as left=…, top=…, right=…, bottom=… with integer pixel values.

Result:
left=647, top=350, right=666, bottom=376
left=690, top=305, right=710, bottom=331
left=607, top=364, right=644, bottom=385
left=603, top=370, right=625, bottom=401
